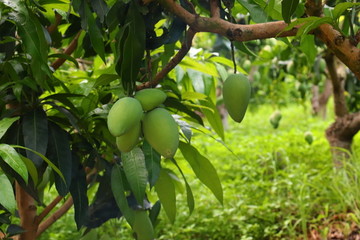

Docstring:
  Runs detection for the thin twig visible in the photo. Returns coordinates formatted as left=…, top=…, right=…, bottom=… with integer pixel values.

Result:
left=51, top=30, right=82, bottom=71
left=47, top=13, right=62, bottom=35
left=136, top=28, right=197, bottom=90
left=35, top=196, right=63, bottom=224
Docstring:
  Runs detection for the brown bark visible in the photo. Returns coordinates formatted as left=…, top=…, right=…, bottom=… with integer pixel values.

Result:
left=326, top=112, right=360, bottom=165
left=15, top=183, right=38, bottom=240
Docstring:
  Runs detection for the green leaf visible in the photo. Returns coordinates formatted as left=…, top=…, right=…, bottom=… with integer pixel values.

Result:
left=84, top=2, right=106, bottom=62
left=182, top=91, right=208, bottom=102
left=296, top=17, right=334, bottom=38
left=21, top=156, right=38, bottom=186
left=122, top=147, right=148, bottom=206
left=22, top=108, right=48, bottom=167
left=12, top=145, right=64, bottom=182
left=155, top=169, right=176, bottom=223
left=200, top=99, right=225, bottom=140
left=171, top=159, right=194, bottom=214
left=90, top=0, right=109, bottom=23
left=180, top=57, right=219, bottom=77
left=143, top=141, right=161, bottom=188
left=120, top=2, right=145, bottom=94
left=69, top=154, right=88, bottom=230
left=332, top=2, right=360, bottom=20
left=0, top=173, right=16, bottom=214
left=281, top=0, right=299, bottom=23
left=0, top=144, right=28, bottom=183
left=0, top=117, right=19, bottom=140
left=299, top=35, right=316, bottom=66
left=237, top=0, right=268, bottom=23
left=93, top=74, right=120, bottom=88
left=111, top=164, right=135, bottom=225
left=48, top=53, right=79, bottom=68
left=179, top=141, right=223, bottom=204
left=47, top=122, right=72, bottom=196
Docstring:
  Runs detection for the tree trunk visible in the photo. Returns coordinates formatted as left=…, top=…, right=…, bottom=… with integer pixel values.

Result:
left=326, top=112, right=360, bottom=166
left=15, top=183, right=38, bottom=240
left=311, top=78, right=332, bottom=119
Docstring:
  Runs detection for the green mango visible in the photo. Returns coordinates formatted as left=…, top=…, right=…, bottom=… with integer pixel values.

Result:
left=107, top=97, right=143, bottom=137
left=269, top=110, right=282, bottom=129
left=134, top=88, right=167, bottom=111
left=116, top=122, right=141, bottom=152
left=222, top=74, right=251, bottom=123
left=304, top=131, right=313, bottom=145
left=132, top=210, right=154, bottom=240
left=142, top=108, right=179, bottom=158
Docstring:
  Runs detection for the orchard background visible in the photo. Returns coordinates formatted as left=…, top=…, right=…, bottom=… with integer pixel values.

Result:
left=0, top=0, right=360, bottom=239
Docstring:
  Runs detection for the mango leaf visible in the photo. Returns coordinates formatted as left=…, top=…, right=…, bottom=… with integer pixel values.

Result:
left=180, top=57, right=219, bottom=77
left=83, top=1, right=106, bottom=62
left=0, top=144, right=28, bottom=183
left=299, top=35, right=316, bottom=66
left=90, top=0, right=109, bottom=23
left=93, top=74, right=120, bottom=88
left=279, top=16, right=320, bottom=34
left=21, top=156, right=38, bottom=186
left=111, top=164, right=135, bottom=225
left=332, top=2, right=360, bottom=20
left=12, top=145, right=64, bottom=182
left=171, top=159, right=194, bottom=214
left=122, top=148, right=148, bottom=206
left=200, top=99, right=225, bottom=140
left=120, top=2, right=145, bottom=94
left=22, top=108, right=48, bottom=167
left=155, top=169, right=176, bottom=223
left=179, top=141, right=223, bottom=204
left=47, top=122, right=72, bottom=196
left=281, top=0, right=299, bottom=23
left=237, top=0, right=267, bottom=23
left=296, top=17, right=334, bottom=38
left=181, top=92, right=208, bottom=102
left=0, top=173, right=16, bottom=214
left=69, top=154, right=88, bottom=230
left=0, top=117, right=19, bottom=140
left=143, top=141, right=161, bottom=188
left=164, top=97, right=204, bottom=125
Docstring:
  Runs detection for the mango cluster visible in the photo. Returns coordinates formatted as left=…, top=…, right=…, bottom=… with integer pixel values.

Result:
left=107, top=89, right=179, bottom=158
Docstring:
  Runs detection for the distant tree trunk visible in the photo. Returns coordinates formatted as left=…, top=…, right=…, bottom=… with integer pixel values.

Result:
left=311, top=78, right=332, bottom=118
left=324, top=53, right=360, bottom=165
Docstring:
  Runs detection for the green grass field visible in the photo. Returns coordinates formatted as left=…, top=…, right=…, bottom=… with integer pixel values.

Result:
left=40, top=103, right=360, bottom=240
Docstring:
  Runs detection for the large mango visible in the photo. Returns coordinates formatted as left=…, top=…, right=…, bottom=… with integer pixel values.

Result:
left=116, top=122, right=141, bottom=152
left=134, top=88, right=167, bottom=111
left=107, top=97, right=143, bottom=137
left=222, top=74, right=251, bottom=123
left=142, top=108, right=179, bottom=158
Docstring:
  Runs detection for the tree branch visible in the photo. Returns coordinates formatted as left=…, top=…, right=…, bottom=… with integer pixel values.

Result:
left=210, top=0, right=220, bottom=19
left=46, top=13, right=62, bottom=35
left=136, top=28, right=196, bottom=90
left=36, top=197, right=73, bottom=237
left=51, top=31, right=82, bottom=71
left=35, top=196, right=63, bottom=224
left=159, top=0, right=298, bottom=41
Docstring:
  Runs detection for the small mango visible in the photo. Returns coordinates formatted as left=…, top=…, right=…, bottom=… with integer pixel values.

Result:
left=116, top=122, right=141, bottom=152
left=132, top=210, right=154, bottom=240
left=107, top=97, right=143, bottom=137
left=269, top=110, right=282, bottom=129
left=304, top=131, right=313, bottom=145
left=134, top=88, right=167, bottom=111
left=222, top=74, right=251, bottom=123
left=142, top=108, right=179, bottom=158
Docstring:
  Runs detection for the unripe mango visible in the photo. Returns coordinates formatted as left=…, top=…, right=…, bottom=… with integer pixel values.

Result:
left=142, top=108, right=179, bottom=158
left=304, top=131, right=313, bottom=145
left=107, top=97, right=143, bottom=137
left=132, top=210, right=154, bottom=240
left=116, top=122, right=141, bottom=152
left=269, top=110, right=282, bottom=129
left=134, top=89, right=167, bottom=111
left=222, top=74, right=251, bottom=123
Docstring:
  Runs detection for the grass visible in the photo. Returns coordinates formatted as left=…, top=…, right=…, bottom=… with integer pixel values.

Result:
left=39, top=103, right=360, bottom=240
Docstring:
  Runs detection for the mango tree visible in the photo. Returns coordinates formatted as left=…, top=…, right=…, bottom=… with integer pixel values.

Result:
left=0, top=0, right=359, bottom=239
